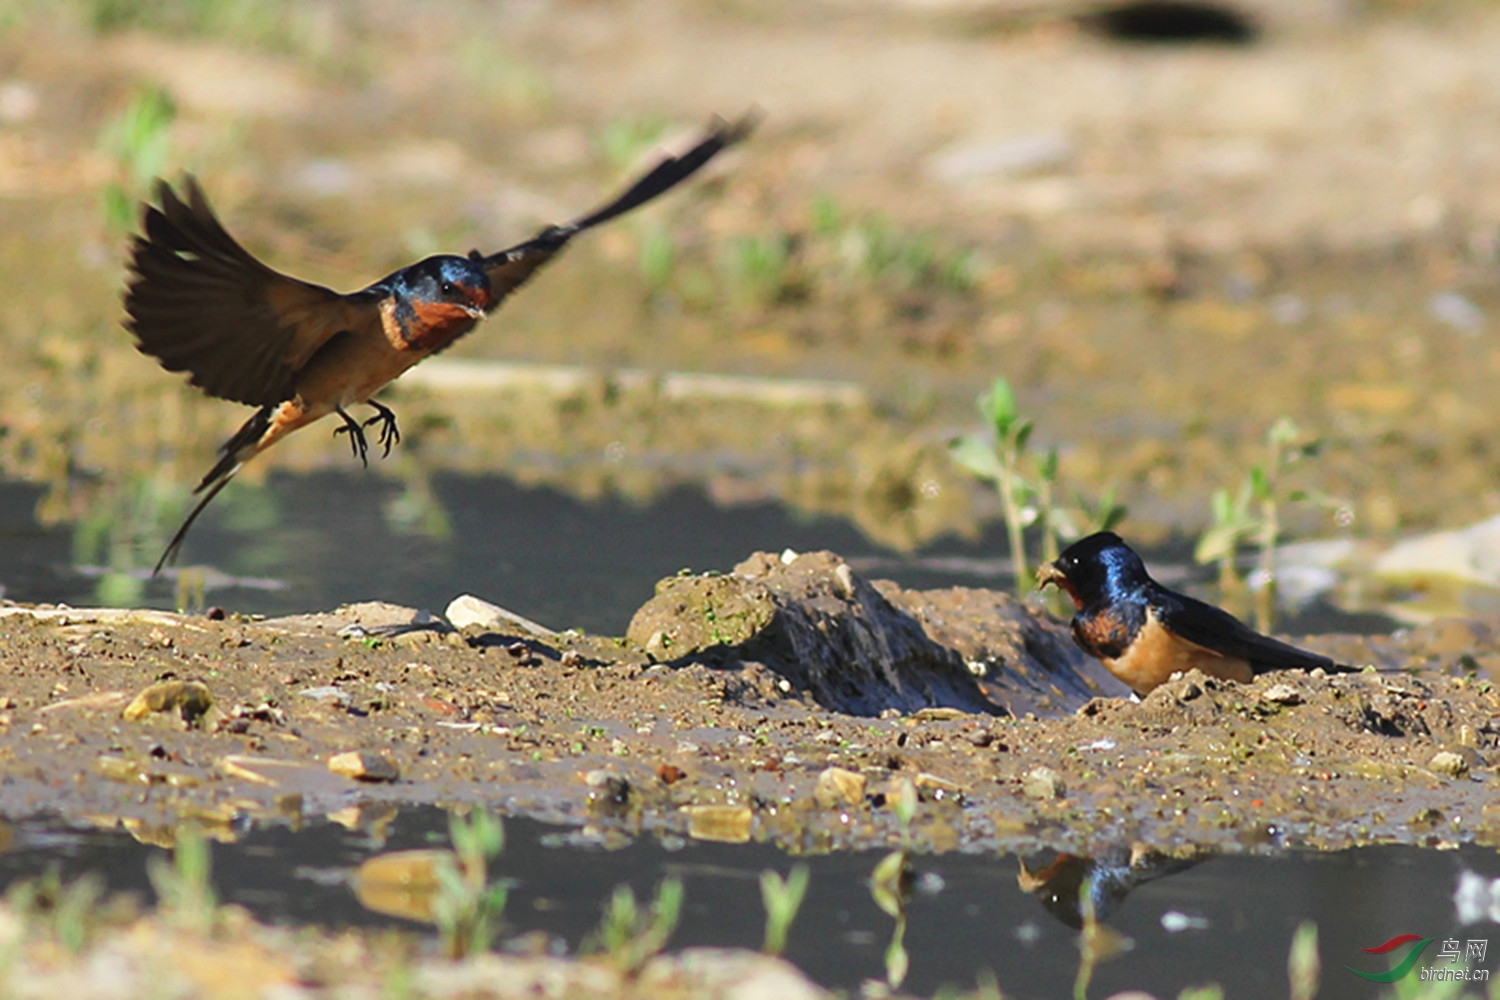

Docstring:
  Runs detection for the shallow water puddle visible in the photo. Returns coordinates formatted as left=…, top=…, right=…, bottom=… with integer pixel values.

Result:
left=1, top=807, right=1494, bottom=997
left=0, top=474, right=1387, bottom=638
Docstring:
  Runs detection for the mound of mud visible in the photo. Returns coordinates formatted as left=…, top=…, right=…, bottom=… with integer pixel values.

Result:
left=625, top=550, right=1125, bottom=716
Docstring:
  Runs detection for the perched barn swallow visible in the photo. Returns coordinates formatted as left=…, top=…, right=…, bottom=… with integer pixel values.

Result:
left=1037, top=531, right=1339, bottom=696
left=127, top=113, right=755, bottom=574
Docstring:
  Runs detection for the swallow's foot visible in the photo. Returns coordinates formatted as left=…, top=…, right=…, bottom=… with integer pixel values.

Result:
left=333, top=406, right=371, bottom=468
left=363, top=400, right=401, bottom=458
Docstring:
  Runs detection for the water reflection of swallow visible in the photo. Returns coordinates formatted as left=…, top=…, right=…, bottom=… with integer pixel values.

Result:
left=1017, top=845, right=1206, bottom=928
left=127, top=113, right=756, bottom=574
left=1037, top=531, right=1342, bottom=697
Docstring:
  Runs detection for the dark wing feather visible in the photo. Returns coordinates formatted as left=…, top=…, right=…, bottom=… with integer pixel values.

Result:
left=475, top=110, right=759, bottom=309
left=125, top=177, right=356, bottom=406
left=1150, top=585, right=1335, bottom=673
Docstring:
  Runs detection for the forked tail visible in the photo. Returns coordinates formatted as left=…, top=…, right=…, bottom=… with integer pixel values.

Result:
left=154, top=405, right=272, bottom=575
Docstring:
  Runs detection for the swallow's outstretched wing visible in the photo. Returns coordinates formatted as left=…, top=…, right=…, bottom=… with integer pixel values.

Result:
left=473, top=111, right=759, bottom=308
left=125, top=177, right=373, bottom=407
left=1149, top=586, right=1336, bottom=674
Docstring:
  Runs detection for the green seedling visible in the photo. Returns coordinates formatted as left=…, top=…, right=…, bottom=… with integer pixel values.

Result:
left=828, top=209, right=977, bottom=294
left=721, top=233, right=797, bottom=309
left=870, top=848, right=913, bottom=990
left=1072, top=875, right=1132, bottom=1000
left=638, top=228, right=677, bottom=293
left=868, top=776, right=919, bottom=989
left=977, top=969, right=1006, bottom=1000
left=84, top=0, right=304, bottom=51
left=950, top=377, right=1126, bottom=597
left=759, top=864, right=810, bottom=957
left=99, top=86, right=176, bottom=231
left=1176, top=986, right=1225, bottom=1000
left=1288, top=921, right=1319, bottom=1000
left=587, top=877, right=684, bottom=975
left=433, top=809, right=507, bottom=960
left=147, top=823, right=216, bottom=933
left=5, top=865, right=104, bottom=955
left=1194, top=417, right=1340, bottom=631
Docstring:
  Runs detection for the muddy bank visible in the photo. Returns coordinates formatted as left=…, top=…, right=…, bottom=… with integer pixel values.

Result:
left=2, top=550, right=1497, bottom=859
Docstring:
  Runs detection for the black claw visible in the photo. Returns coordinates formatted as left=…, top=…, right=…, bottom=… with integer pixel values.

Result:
left=332, top=406, right=370, bottom=468
left=363, top=400, right=401, bottom=458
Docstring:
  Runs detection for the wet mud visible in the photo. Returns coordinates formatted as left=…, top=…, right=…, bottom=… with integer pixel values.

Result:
left=3, top=552, right=1496, bottom=861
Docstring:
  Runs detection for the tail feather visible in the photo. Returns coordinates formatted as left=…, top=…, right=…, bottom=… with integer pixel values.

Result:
left=568, top=110, right=760, bottom=233
left=154, top=474, right=236, bottom=576
left=475, top=110, right=759, bottom=309
left=154, top=405, right=273, bottom=575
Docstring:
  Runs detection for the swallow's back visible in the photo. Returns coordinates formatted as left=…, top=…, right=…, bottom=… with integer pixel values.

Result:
left=1149, top=586, right=1335, bottom=675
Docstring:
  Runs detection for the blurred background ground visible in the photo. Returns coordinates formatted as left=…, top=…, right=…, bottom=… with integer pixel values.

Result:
left=0, top=0, right=1498, bottom=623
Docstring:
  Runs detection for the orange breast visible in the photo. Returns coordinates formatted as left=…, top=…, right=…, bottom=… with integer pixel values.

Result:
left=1103, top=610, right=1251, bottom=696
left=402, top=301, right=481, bottom=353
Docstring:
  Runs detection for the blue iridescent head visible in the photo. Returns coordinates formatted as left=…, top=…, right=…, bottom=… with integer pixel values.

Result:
left=1040, top=531, right=1147, bottom=605
left=394, top=255, right=493, bottom=314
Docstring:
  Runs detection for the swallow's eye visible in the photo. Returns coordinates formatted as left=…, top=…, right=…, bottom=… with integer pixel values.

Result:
left=440, top=280, right=462, bottom=299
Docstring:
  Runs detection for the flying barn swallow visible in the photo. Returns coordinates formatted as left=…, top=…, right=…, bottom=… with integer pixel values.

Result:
left=127, top=113, right=755, bottom=574
left=1037, top=531, right=1342, bottom=697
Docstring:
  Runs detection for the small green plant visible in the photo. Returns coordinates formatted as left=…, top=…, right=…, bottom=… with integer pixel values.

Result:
left=1194, top=417, right=1339, bottom=631
left=759, top=864, right=810, bottom=957
left=810, top=194, right=978, bottom=295
left=433, top=809, right=507, bottom=960
left=587, top=878, right=684, bottom=975
left=1288, top=921, right=1319, bottom=1000
left=972, top=969, right=1006, bottom=1000
left=639, top=228, right=677, bottom=292
left=5, top=866, right=104, bottom=954
left=721, top=233, right=797, bottom=309
left=99, top=86, right=176, bottom=231
left=1072, top=876, right=1132, bottom=1000
left=1176, top=986, right=1225, bottom=1000
left=950, top=378, right=1126, bottom=596
left=147, top=823, right=216, bottom=932
left=870, top=847, right=912, bottom=989
left=868, top=777, right=919, bottom=989
left=81, top=0, right=305, bottom=50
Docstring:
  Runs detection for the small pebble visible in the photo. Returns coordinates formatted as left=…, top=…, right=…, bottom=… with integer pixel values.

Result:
left=1428, top=750, right=1470, bottom=779
left=122, top=680, right=214, bottom=724
left=685, top=804, right=752, bottom=843
left=1022, top=766, right=1065, bottom=800
left=1262, top=683, right=1302, bottom=705
left=327, top=750, right=399, bottom=782
left=815, top=766, right=866, bottom=808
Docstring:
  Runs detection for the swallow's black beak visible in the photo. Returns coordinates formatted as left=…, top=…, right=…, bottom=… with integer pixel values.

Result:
left=1036, top=561, right=1067, bottom=592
